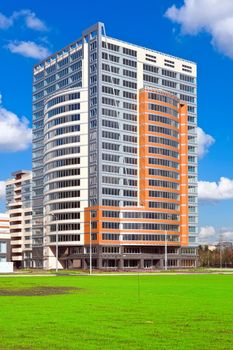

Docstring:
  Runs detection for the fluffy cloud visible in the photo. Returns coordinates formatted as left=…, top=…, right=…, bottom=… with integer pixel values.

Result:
left=165, top=0, right=233, bottom=59
left=198, top=177, right=233, bottom=202
left=7, top=41, right=51, bottom=59
left=0, top=12, right=12, bottom=29
left=0, top=9, right=47, bottom=31
left=199, top=226, right=233, bottom=244
left=197, top=127, right=215, bottom=158
left=0, top=105, right=32, bottom=152
left=199, top=226, right=216, bottom=239
left=0, top=10, right=49, bottom=59
left=25, top=12, right=46, bottom=31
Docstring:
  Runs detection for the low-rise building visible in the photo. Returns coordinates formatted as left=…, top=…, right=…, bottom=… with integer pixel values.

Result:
left=6, top=170, right=32, bottom=268
left=0, top=213, right=11, bottom=262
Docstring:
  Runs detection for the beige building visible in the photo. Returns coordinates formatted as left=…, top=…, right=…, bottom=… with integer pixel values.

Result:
left=6, top=171, right=32, bottom=268
left=0, top=213, right=11, bottom=262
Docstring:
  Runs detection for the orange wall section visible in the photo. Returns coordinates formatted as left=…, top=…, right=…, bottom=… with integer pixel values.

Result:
left=84, top=88, right=189, bottom=248
left=179, top=103, right=189, bottom=246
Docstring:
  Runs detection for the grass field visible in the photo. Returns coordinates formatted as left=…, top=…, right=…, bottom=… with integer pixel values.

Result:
left=0, top=275, right=233, bottom=350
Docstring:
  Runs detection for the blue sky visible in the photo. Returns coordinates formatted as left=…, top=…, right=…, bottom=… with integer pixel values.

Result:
left=1, top=0, right=233, bottom=243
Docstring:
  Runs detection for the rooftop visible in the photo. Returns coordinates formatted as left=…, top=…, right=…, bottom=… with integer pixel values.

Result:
left=11, top=170, right=31, bottom=177
left=34, top=22, right=196, bottom=71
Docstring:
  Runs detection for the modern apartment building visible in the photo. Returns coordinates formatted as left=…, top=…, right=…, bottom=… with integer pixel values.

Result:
left=6, top=171, right=33, bottom=268
left=0, top=213, right=11, bottom=262
left=32, top=22, right=198, bottom=269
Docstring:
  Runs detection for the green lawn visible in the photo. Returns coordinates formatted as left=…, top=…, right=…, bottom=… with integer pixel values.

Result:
left=0, top=275, right=232, bottom=349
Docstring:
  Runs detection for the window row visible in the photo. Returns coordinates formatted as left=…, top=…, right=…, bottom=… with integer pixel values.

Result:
left=50, top=222, right=80, bottom=231
left=149, top=191, right=179, bottom=200
left=47, top=104, right=80, bottom=118
left=45, top=125, right=80, bottom=140
left=44, top=136, right=80, bottom=151
left=148, top=201, right=179, bottom=210
left=148, top=124, right=179, bottom=138
left=44, top=168, right=80, bottom=182
left=48, top=201, right=80, bottom=210
left=148, top=135, right=179, bottom=148
left=148, top=92, right=178, bottom=107
left=44, top=146, right=80, bottom=162
left=148, top=103, right=178, bottom=118
left=148, top=114, right=178, bottom=128
left=122, top=212, right=178, bottom=220
left=148, top=146, right=179, bottom=159
left=45, top=190, right=80, bottom=201
left=122, top=223, right=179, bottom=231
left=102, top=108, right=118, bottom=118
left=45, top=179, right=80, bottom=191
left=50, top=212, right=81, bottom=221
left=102, top=142, right=120, bottom=151
left=148, top=179, right=179, bottom=189
left=148, top=168, right=179, bottom=179
left=50, top=234, right=80, bottom=242
left=47, top=92, right=80, bottom=108
left=45, top=114, right=80, bottom=130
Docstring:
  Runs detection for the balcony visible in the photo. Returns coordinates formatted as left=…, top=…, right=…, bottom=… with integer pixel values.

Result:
left=10, top=224, right=23, bottom=230
left=12, top=247, right=23, bottom=253
left=11, top=240, right=23, bottom=246
left=12, top=256, right=22, bottom=261
left=9, top=208, right=22, bottom=214
left=10, top=232, right=22, bottom=238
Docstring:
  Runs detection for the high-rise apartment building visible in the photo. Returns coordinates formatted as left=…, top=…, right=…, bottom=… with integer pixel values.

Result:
left=32, top=22, right=198, bottom=269
left=0, top=213, right=11, bottom=262
left=6, top=171, right=33, bottom=268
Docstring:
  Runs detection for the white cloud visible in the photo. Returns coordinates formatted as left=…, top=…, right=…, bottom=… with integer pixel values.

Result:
left=198, top=177, right=233, bottom=202
left=165, top=0, right=233, bottom=59
left=199, top=226, right=216, bottom=239
left=197, top=127, right=215, bottom=158
left=199, top=226, right=233, bottom=244
left=0, top=12, right=12, bottom=29
left=7, top=40, right=51, bottom=59
left=13, top=9, right=47, bottom=31
left=0, top=9, right=47, bottom=31
left=0, top=181, right=5, bottom=201
left=221, top=230, right=233, bottom=240
left=0, top=105, right=32, bottom=152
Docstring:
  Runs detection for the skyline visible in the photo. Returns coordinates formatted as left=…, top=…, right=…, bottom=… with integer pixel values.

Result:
left=1, top=0, right=233, bottom=244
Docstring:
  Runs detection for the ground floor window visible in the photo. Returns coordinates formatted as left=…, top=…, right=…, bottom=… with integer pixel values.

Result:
left=181, top=259, right=196, bottom=267
left=124, top=259, right=139, bottom=268
left=167, top=259, right=178, bottom=267
left=144, top=260, right=152, bottom=268
left=102, top=259, right=118, bottom=268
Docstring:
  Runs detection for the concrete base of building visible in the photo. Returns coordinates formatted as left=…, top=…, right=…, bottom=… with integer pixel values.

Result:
left=54, top=245, right=199, bottom=270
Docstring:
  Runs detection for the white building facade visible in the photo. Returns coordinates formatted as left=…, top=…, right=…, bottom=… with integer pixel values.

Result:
left=32, top=23, right=198, bottom=269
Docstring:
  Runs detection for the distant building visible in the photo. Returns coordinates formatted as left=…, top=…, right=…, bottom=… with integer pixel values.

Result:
left=216, top=241, right=233, bottom=250
left=0, top=213, right=11, bottom=262
left=5, top=171, right=32, bottom=268
left=208, top=245, right=217, bottom=252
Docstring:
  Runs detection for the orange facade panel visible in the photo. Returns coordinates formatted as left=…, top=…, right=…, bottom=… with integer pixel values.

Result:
left=139, top=88, right=189, bottom=246
left=179, top=104, right=189, bottom=246
left=84, top=88, right=189, bottom=249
